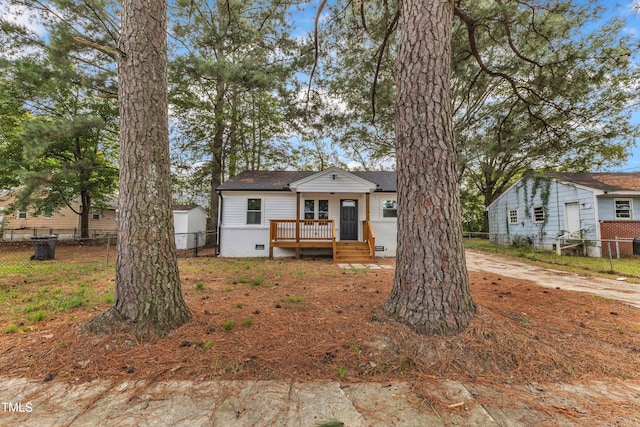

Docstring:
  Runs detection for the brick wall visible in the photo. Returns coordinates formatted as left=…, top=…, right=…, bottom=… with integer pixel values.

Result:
left=599, top=220, right=640, bottom=257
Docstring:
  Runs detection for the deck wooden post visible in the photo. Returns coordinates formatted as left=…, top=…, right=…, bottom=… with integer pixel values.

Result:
left=296, top=192, right=301, bottom=259
left=366, top=193, right=370, bottom=222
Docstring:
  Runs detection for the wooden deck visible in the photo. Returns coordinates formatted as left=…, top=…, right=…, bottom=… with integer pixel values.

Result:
left=269, top=219, right=375, bottom=262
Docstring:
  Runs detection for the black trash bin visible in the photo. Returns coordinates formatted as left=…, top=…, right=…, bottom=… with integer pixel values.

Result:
left=31, top=235, right=58, bottom=260
left=634, top=237, right=640, bottom=256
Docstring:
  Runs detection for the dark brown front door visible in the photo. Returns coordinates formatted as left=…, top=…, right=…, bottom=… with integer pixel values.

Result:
left=340, top=200, right=358, bottom=240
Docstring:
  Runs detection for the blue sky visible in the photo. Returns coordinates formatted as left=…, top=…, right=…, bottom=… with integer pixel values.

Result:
left=599, top=0, right=640, bottom=171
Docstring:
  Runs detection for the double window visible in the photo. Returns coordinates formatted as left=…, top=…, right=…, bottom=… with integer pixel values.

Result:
left=614, top=199, right=632, bottom=219
left=304, top=200, right=329, bottom=220
left=247, top=198, right=262, bottom=225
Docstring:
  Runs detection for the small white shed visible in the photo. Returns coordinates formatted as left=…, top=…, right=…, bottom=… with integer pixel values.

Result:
left=173, top=205, right=208, bottom=250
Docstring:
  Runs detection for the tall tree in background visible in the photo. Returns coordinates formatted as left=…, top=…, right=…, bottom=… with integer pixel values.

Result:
left=384, top=0, right=475, bottom=334
left=84, top=0, right=190, bottom=336
left=169, top=0, right=304, bottom=228
left=0, top=19, right=119, bottom=238
left=320, top=0, right=639, bottom=223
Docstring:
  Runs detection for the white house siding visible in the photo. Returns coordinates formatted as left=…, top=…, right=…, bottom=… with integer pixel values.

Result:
left=293, top=170, right=375, bottom=194
left=219, top=190, right=398, bottom=258
left=488, top=178, right=598, bottom=253
left=370, top=193, right=397, bottom=256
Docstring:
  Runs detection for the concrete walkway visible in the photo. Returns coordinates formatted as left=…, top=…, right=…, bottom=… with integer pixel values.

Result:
left=466, top=250, right=640, bottom=308
left=2, top=376, right=640, bottom=426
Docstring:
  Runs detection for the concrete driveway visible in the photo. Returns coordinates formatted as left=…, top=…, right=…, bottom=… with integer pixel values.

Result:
left=465, top=250, right=640, bottom=309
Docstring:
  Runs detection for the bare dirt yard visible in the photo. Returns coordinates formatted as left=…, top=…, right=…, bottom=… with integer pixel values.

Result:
left=1, top=247, right=640, bottom=422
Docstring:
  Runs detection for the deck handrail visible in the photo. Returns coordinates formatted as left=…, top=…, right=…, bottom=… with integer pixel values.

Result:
left=270, top=219, right=335, bottom=241
left=362, top=220, right=375, bottom=258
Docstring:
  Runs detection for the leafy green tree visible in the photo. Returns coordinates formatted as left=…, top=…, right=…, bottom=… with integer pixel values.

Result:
left=0, top=22, right=119, bottom=237
left=319, top=0, right=639, bottom=210
left=169, top=0, right=305, bottom=227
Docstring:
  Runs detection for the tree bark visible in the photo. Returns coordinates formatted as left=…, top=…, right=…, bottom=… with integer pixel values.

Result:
left=384, top=0, right=475, bottom=335
left=80, top=191, right=90, bottom=239
left=83, top=0, right=190, bottom=337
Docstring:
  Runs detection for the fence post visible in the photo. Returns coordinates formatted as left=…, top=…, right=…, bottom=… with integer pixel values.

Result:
left=615, top=236, right=620, bottom=259
left=194, top=232, right=198, bottom=258
left=106, top=235, right=111, bottom=267
left=607, top=241, right=614, bottom=273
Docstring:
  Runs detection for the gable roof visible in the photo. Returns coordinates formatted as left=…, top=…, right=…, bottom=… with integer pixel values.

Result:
left=217, top=170, right=397, bottom=192
left=548, top=172, right=640, bottom=192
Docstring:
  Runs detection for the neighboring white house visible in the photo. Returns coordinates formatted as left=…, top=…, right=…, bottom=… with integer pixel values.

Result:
left=216, top=167, right=397, bottom=261
left=173, top=205, right=208, bottom=250
left=487, top=172, right=640, bottom=257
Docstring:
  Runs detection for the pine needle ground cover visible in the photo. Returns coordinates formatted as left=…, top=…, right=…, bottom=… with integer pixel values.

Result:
left=1, top=248, right=639, bottom=390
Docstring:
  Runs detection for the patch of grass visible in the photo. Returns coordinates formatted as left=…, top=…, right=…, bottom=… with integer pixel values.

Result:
left=4, top=324, right=18, bottom=334
left=104, top=291, right=114, bottom=304
left=195, top=282, right=205, bottom=291
left=243, top=318, right=253, bottom=327
left=316, top=420, right=345, bottom=427
left=336, top=366, right=348, bottom=379
left=237, top=278, right=248, bottom=284
left=235, top=302, right=244, bottom=309
left=225, top=285, right=234, bottom=292
left=222, top=319, right=235, bottom=331
left=195, top=340, right=214, bottom=350
left=27, top=311, right=47, bottom=322
left=251, top=277, right=264, bottom=287
left=286, top=295, right=302, bottom=304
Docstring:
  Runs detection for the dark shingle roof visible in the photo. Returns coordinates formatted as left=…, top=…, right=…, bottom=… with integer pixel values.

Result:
left=217, top=170, right=397, bottom=192
left=548, top=172, right=640, bottom=192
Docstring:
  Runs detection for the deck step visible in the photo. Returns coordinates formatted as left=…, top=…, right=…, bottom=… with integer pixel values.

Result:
left=334, top=241, right=374, bottom=262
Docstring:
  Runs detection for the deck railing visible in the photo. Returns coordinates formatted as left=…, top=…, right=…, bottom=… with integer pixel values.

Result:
left=270, top=219, right=335, bottom=242
left=362, top=220, right=375, bottom=257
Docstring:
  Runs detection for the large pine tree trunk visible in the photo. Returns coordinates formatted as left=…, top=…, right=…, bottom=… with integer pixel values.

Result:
left=84, top=0, right=190, bottom=337
left=384, top=0, right=475, bottom=335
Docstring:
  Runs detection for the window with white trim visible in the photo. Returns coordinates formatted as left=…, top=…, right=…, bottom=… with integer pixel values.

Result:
left=304, top=200, right=329, bottom=220
left=508, top=208, right=519, bottom=225
left=92, top=209, right=102, bottom=220
left=382, top=199, right=397, bottom=218
left=16, top=211, right=27, bottom=219
left=246, top=198, right=262, bottom=225
left=532, top=206, right=545, bottom=223
left=614, top=199, right=632, bottom=219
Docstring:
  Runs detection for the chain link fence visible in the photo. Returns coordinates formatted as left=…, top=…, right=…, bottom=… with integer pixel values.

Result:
left=463, top=232, right=640, bottom=279
left=0, top=231, right=217, bottom=280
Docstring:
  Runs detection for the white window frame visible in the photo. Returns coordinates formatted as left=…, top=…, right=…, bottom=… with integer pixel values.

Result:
left=303, top=199, right=329, bottom=223
left=614, top=198, right=633, bottom=219
left=92, top=209, right=102, bottom=220
left=508, top=208, right=519, bottom=225
left=16, top=211, right=28, bottom=219
left=246, top=198, right=263, bottom=225
left=532, top=206, right=545, bottom=224
left=382, top=199, right=397, bottom=219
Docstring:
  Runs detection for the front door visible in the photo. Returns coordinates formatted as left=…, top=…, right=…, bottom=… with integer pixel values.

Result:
left=340, top=199, right=358, bottom=240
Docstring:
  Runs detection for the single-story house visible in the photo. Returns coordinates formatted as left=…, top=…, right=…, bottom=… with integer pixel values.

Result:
left=487, top=172, right=640, bottom=257
left=0, top=188, right=117, bottom=240
left=1, top=188, right=208, bottom=245
left=173, top=205, right=208, bottom=250
left=215, top=167, right=397, bottom=261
